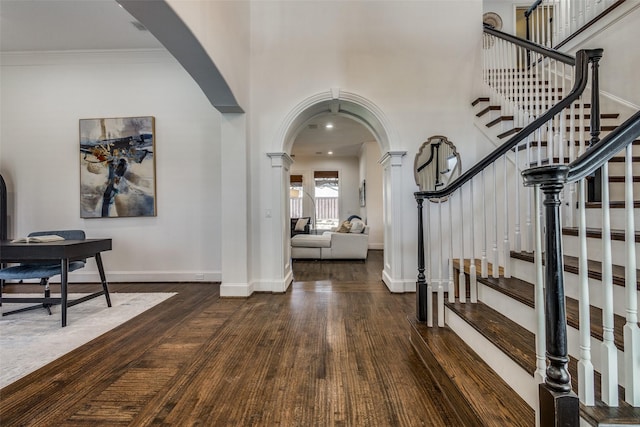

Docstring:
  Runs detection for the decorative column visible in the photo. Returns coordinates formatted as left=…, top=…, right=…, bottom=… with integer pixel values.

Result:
left=522, top=164, right=579, bottom=426
left=380, top=151, right=407, bottom=293
left=220, top=113, right=250, bottom=297
left=268, top=152, right=294, bottom=293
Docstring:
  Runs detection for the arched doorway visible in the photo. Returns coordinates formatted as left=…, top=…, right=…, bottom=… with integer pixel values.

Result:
left=270, top=88, right=407, bottom=293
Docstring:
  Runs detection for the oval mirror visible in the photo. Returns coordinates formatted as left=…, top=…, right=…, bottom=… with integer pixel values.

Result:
left=414, top=135, right=461, bottom=192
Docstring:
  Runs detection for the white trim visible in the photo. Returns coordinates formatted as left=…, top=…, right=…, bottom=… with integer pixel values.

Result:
left=0, top=49, right=172, bottom=66
left=13, top=270, right=223, bottom=284
left=220, top=282, right=253, bottom=298
left=382, top=270, right=415, bottom=293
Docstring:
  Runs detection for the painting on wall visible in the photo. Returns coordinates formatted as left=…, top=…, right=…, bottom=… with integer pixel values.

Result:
left=79, top=116, right=157, bottom=218
left=359, top=180, right=366, bottom=207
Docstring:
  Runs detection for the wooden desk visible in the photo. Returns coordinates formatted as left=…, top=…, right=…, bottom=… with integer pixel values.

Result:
left=0, top=239, right=112, bottom=327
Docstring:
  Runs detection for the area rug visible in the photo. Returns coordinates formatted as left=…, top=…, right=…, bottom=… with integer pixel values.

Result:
left=0, top=292, right=176, bottom=388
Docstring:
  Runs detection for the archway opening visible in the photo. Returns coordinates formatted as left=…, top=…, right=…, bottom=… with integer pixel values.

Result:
left=280, top=94, right=394, bottom=286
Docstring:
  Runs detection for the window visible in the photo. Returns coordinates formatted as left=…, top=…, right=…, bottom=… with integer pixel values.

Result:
left=289, top=174, right=303, bottom=218
left=314, top=171, right=339, bottom=230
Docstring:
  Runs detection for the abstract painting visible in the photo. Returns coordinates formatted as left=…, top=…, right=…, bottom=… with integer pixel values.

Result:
left=79, top=116, right=156, bottom=218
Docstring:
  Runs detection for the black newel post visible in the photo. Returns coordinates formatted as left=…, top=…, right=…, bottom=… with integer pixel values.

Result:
left=416, top=197, right=427, bottom=322
left=522, top=165, right=579, bottom=426
left=586, top=49, right=604, bottom=202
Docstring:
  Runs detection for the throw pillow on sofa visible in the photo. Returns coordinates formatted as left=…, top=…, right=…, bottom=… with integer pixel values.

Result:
left=350, top=219, right=365, bottom=233
left=336, top=220, right=352, bottom=233
left=295, top=217, right=309, bottom=231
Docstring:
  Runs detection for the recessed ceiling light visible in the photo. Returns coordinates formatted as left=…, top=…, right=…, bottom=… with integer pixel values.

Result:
left=328, top=151, right=333, bottom=155
left=325, top=123, right=334, bottom=129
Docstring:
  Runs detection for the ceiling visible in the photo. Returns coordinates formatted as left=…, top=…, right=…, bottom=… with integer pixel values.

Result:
left=0, top=0, right=376, bottom=157
left=291, top=114, right=376, bottom=158
left=0, top=0, right=163, bottom=52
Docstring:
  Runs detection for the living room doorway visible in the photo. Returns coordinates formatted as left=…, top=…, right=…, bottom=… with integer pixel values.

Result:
left=274, top=90, right=406, bottom=294
left=288, top=112, right=384, bottom=282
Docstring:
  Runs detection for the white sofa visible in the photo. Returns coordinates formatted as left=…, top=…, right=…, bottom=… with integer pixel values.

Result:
left=291, top=226, right=369, bottom=260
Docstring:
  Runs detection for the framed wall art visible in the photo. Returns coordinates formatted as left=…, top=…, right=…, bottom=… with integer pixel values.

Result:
left=359, top=180, right=366, bottom=207
left=79, top=116, right=157, bottom=218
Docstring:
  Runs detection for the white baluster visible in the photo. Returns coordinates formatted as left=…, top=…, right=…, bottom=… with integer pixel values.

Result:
left=470, top=179, right=478, bottom=303
left=515, top=145, right=522, bottom=253
left=482, top=170, right=488, bottom=278
left=438, top=199, right=444, bottom=327
left=449, top=199, right=455, bottom=304
left=577, top=179, right=595, bottom=405
left=624, top=143, right=640, bottom=405
left=527, top=136, right=534, bottom=252
left=601, top=162, right=619, bottom=405
left=493, top=163, right=500, bottom=278
left=426, top=200, right=433, bottom=327
left=534, top=184, right=546, bottom=386
left=459, top=189, right=466, bottom=303
left=503, top=156, right=511, bottom=278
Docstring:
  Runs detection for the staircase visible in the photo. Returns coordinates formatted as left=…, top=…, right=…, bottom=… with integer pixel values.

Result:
left=409, top=6, right=640, bottom=425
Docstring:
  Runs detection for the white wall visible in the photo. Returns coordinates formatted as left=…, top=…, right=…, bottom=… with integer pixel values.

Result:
left=247, top=0, right=483, bottom=289
left=166, top=0, right=250, bottom=109
left=0, top=49, right=222, bottom=283
left=360, top=141, right=384, bottom=250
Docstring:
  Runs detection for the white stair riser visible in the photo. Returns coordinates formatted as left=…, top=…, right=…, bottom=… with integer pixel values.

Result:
left=477, top=281, right=630, bottom=390
left=606, top=161, right=640, bottom=176
left=509, top=256, right=638, bottom=317
left=583, top=206, right=640, bottom=229
left=561, top=234, right=640, bottom=265
left=608, top=181, right=640, bottom=200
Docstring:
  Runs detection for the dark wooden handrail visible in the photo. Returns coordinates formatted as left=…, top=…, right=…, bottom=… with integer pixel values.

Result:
left=483, top=26, right=575, bottom=66
left=525, top=0, right=544, bottom=18
left=415, top=48, right=597, bottom=201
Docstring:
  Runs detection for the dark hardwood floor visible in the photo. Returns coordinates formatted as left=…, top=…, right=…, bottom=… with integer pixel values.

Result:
left=0, top=251, right=461, bottom=426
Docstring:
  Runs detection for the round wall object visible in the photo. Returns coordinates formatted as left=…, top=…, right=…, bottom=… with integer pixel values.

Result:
left=483, top=12, right=503, bottom=30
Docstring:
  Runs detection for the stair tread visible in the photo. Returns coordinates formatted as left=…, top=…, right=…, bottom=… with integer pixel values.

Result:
left=471, top=97, right=489, bottom=106
left=408, top=317, right=535, bottom=426
left=446, top=301, right=536, bottom=374
left=562, top=226, right=640, bottom=243
left=476, top=105, right=500, bottom=117
left=440, top=302, right=640, bottom=424
left=586, top=200, right=640, bottom=209
left=453, top=259, right=630, bottom=352
left=453, top=259, right=533, bottom=307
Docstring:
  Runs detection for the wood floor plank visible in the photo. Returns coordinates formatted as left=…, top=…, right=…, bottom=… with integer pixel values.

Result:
left=1, top=254, right=459, bottom=426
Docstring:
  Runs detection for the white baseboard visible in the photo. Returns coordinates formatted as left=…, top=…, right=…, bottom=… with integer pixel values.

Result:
left=382, top=270, right=416, bottom=293
left=220, top=282, right=253, bottom=297
left=252, top=274, right=293, bottom=293
left=39, top=270, right=222, bottom=284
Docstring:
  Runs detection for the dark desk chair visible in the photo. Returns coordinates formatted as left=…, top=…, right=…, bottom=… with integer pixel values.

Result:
left=0, top=230, right=88, bottom=316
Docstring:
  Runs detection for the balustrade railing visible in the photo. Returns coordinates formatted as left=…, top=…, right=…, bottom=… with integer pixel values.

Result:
left=416, top=22, right=640, bottom=424
left=524, top=0, right=625, bottom=49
